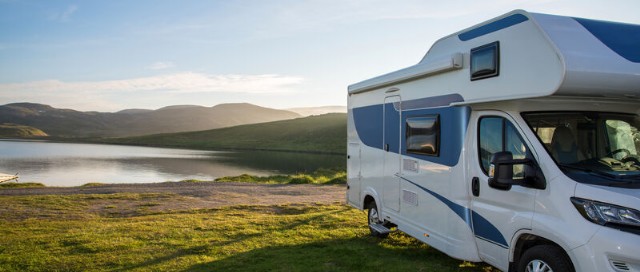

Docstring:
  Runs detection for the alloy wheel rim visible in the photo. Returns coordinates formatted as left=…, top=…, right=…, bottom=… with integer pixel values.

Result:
left=369, top=208, right=380, bottom=225
left=526, top=259, right=552, bottom=272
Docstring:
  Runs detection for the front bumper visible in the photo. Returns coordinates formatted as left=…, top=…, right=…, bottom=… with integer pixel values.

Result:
left=570, top=226, right=640, bottom=272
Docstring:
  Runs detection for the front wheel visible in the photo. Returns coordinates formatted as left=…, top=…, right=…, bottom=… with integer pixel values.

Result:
left=518, top=245, right=574, bottom=272
left=366, top=201, right=388, bottom=238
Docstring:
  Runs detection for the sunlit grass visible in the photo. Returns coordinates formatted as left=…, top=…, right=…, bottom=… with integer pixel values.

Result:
left=214, top=169, right=346, bottom=185
left=0, top=193, right=497, bottom=271
left=80, top=182, right=107, bottom=187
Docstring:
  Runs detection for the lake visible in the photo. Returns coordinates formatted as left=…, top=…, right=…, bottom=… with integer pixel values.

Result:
left=0, top=140, right=345, bottom=187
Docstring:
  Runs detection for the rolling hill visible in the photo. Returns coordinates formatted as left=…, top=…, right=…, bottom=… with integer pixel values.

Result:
left=0, top=123, right=48, bottom=138
left=106, top=113, right=347, bottom=154
left=0, top=103, right=300, bottom=138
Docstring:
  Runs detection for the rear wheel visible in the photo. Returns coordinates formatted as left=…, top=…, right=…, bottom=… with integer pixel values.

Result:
left=366, top=201, right=388, bottom=238
left=518, top=245, right=574, bottom=272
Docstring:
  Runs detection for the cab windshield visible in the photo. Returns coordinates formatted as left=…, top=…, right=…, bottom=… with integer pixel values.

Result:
left=522, top=112, right=640, bottom=187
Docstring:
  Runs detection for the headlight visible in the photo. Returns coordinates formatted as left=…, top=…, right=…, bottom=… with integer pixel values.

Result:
left=571, top=197, right=640, bottom=228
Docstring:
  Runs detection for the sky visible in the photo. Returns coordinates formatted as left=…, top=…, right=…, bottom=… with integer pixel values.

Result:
left=1, top=0, right=639, bottom=112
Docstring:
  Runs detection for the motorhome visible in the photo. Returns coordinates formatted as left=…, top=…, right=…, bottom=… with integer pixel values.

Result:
left=346, top=10, right=640, bottom=272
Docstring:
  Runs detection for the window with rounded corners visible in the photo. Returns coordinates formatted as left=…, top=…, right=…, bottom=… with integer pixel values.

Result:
left=406, top=115, right=440, bottom=156
left=470, top=41, right=500, bottom=81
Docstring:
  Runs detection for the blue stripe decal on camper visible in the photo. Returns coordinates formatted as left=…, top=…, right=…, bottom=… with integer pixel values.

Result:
left=401, top=177, right=472, bottom=229
left=353, top=103, right=383, bottom=149
left=574, top=17, right=640, bottom=63
left=384, top=101, right=402, bottom=153
left=471, top=211, right=509, bottom=248
left=352, top=95, right=468, bottom=167
left=402, top=177, right=508, bottom=248
left=458, top=14, right=529, bottom=41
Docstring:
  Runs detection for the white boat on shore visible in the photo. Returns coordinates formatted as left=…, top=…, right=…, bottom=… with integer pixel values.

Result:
left=0, top=173, right=18, bottom=183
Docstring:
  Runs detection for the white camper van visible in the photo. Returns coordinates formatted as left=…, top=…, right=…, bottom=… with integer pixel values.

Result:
left=346, top=10, right=640, bottom=272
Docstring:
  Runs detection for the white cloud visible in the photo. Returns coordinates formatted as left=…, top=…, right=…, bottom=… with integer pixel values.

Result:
left=0, top=72, right=304, bottom=94
left=49, top=5, right=78, bottom=22
left=0, top=72, right=306, bottom=111
left=147, top=61, right=174, bottom=70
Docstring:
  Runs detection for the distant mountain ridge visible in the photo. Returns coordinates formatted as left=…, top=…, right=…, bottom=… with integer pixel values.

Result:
left=0, top=102, right=301, bottom=138
left=286, top=106, right=346, bottom=117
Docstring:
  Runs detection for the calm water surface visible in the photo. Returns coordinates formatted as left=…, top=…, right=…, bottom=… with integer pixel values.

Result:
left=0, top=140, right=344, bottom=187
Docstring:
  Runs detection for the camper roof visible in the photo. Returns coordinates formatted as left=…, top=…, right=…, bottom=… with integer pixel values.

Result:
left=348, top=10, right=640, bottom=103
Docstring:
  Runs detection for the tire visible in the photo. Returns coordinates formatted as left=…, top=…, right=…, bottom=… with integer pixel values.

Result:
left=517, top=245, right=574, bottom=272
left=366, top=201, right=389, bottom=238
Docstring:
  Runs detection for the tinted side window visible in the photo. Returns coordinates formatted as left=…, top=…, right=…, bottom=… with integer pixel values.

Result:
left=479, top=117, right=531, bottom=176
left=479, top=117, right=503, bottom=172
left=406, top=115, right=440, bottom=156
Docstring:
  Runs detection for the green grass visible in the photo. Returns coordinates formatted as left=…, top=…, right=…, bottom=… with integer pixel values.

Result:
left=214, top=169, right=346, bottom=185
left=0, top=193, right=497, bottom=271
left=80, top=182, right=107, bottom=187
left=0, top=182, right=45, bottom=189
left=102, top=113, right=346, bottom=154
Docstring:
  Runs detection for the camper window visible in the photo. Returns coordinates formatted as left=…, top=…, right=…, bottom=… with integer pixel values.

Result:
left=523, top=112, right=640, bottom=185
left=470, top=41, right=499, bottom=81
left=406, top=115, right=440, bottom=156
left=479, top=117, right=531, bottom=178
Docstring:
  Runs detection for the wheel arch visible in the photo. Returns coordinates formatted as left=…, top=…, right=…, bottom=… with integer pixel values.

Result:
left=361, top=186, right=380, bottom=211
left=509, top=231, right=575, bottom=271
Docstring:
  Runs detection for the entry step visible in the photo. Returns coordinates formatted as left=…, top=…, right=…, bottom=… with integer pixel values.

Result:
left=370, top=223, right=392, bottom=234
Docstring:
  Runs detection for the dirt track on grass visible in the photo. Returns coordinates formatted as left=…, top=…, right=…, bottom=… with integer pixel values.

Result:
left=0, top=182, right=347, bottom=216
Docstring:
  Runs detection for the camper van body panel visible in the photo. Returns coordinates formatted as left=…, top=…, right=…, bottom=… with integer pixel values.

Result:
left=347, top=10, right=640, bottom=272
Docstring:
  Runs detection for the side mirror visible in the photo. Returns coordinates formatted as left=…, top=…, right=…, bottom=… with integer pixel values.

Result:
left=488, top=151, right=515, bottom=190
left=488, top=151, right=546, bottom=190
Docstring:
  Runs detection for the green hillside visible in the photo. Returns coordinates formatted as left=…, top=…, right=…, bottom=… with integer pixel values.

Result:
left=0, top=123, right=48, bottom=138
left=107, top=113, right=347, bottom=154
left=0, top=102, right=300, bottom=138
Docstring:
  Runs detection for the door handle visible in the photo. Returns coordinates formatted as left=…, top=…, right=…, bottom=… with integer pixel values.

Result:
left=472, top=177, right=480, bottom=197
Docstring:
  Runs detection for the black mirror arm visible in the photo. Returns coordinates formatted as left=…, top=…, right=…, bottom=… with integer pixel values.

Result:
left=492, top=158, right=532, bottom=166
left=490, top=157, right=547, bottom=190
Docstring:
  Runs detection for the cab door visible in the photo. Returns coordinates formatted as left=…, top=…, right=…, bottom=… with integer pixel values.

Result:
left=382, top=95, right=401, bottom=212
left=467, top=111, right=539, bottom=269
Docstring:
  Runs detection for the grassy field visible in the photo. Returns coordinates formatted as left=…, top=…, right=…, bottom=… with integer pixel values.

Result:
left=0, top=192, right=496, bottom=271
left=101, top=113, right=346, bottom=154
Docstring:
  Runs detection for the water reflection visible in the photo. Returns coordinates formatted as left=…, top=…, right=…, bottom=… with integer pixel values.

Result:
left=0, top=140, right=344, bottom=187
